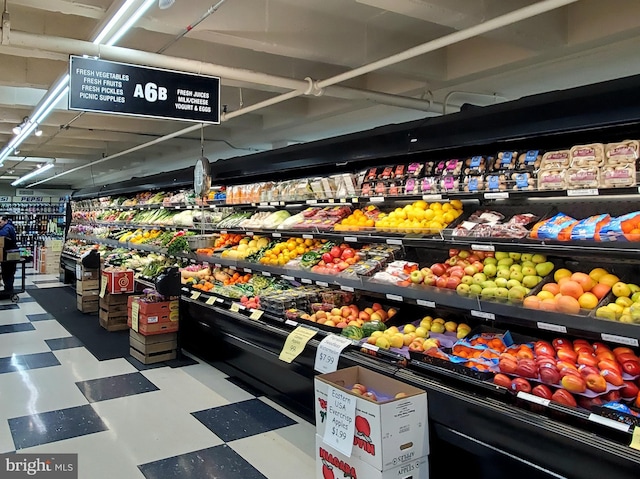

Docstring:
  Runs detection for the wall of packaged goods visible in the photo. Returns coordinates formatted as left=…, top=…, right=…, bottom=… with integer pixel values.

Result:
left=63, top=75, right=640, bottom=479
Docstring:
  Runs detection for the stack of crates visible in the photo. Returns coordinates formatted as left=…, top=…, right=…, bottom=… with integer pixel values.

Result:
left=76, top=262, right=100, bottom=313
left=98, top=269, right=137, bottom=331
left=128, top=296, right=180, bottom=364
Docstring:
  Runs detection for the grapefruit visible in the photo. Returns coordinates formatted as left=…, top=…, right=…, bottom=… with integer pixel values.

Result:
left=559, top=280, right=584, bottom=300
left=591, top=282, right=611, bottom=300
left=557, top=295, right=581, bottom=315
left=523, top=296, right=541, bottom=309
left=539, top=298, right=557, bottom=311
left=542, top=283, right=560, bottom=295
left=571, top=272, right=595, bottom=292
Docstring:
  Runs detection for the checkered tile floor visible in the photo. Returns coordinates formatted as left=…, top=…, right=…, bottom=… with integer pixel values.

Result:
left=0, top=268, right=316, bottom=478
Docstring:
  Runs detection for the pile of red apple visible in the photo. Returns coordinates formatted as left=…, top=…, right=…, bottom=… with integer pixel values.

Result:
left=310, top=244, right=358, bottom=274
left=406, top=249, right=495, bottom=290
left=494, top=338, right=640, bottom=408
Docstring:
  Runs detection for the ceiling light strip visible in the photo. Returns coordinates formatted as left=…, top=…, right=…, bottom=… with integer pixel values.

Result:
left=92, top=0, right=138, bottom=45
left=0, top=0, right=153, bottom=166
left=105, top=0, right=155, bottom=46
left=11, top=163, right=54, bottom=187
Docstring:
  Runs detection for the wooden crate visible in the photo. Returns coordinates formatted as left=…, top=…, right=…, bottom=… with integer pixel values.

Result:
left=99, top=316, right=128, bottom=332
left=129, top=330, right=177, bottom=364
left=77, top=294, right=99, bottom=313
left=99, top=308, right=128, bottom=332
left=100, top=292, right=136, bottom=308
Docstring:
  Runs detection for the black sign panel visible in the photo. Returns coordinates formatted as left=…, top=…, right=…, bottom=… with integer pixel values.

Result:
left=69, top=56, right=220, bottom=123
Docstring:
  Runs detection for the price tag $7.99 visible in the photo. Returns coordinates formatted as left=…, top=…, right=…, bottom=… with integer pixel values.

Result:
left=314, top=335, right=352, bottom=374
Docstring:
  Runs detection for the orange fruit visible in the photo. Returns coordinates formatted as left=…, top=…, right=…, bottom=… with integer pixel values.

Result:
left=542, top=283, right=560, bottom=295
left=523, top=296, right=541, bottom=309
left=556, top=295, right=581, bottom=315
left=571, top=272, right=595, bottom=292
left=578, top=292, right=599, bottom=310
left=591, top=282, right=611, bottom=300
left=559, top=280, right=584, bottom=299
left=539, top=298, right=557, bottom=311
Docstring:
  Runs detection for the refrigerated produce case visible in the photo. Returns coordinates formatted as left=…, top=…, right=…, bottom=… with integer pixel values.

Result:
left=67, top=73, right=640, bottom=479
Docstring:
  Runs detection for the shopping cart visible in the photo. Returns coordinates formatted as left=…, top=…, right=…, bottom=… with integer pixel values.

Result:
left=0, top=258, right=29, bottom=303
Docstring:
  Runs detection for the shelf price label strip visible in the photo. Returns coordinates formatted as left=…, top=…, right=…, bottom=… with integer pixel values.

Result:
left=279, top=326, right=317, bottom=364
left=314, top=334, right=353, bottom=374
left=588, top=413, right=630, bottom=433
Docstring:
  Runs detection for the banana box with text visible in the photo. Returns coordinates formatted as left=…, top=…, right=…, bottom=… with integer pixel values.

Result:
left=315, top=366, right=429, bottom=471
left=315, top=435, right=428, bottom=479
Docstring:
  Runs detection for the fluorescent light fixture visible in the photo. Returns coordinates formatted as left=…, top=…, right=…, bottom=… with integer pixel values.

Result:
left=159, top=0, right=175, bottom=8
left=11, top=163, right=54, bottom=187
left=92, top=0, right=138, bottom=44
left=0, top=0, right=156, bottom=171
left=105, top=0, right=155, bottom=46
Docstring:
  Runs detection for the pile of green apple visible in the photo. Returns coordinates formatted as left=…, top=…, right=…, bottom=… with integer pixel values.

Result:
left=455, top=250, right=555, bottom=302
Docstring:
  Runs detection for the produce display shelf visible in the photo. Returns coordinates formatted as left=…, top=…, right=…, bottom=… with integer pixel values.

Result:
left=71, top=221, right=640, bottom=260
left=67, top=233, right=640, bottom=343
left=81, top=186, right=640, bottom=212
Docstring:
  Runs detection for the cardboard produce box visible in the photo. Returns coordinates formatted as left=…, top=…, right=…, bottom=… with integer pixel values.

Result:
left=315, top=435, right=428, bottom=479
left=128, top=297, right=179, bottom=335
left=315, top=366, right=429, bottom=471
left=101, top=270, right=135, bottom=294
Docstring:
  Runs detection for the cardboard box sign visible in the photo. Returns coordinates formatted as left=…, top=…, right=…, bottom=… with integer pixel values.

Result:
left=315, top=366, right=429, bottom=471
left=102, top=270, right=135, bottom=293
left=315, top=435, right=428, bottom=479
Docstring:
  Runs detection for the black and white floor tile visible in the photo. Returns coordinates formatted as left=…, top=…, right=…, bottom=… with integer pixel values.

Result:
left=0, top=267, right=316, bottom=478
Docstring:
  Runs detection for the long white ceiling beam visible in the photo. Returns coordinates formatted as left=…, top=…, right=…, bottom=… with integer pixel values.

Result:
left=3, top=30, right=438, bottom=112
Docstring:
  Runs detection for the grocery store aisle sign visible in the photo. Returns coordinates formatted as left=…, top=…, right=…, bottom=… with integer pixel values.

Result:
left=69, top=56, right=220, bottom=123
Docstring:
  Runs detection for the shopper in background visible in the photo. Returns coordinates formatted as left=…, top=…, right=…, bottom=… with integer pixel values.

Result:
left=0, top=215, right=18, bottom=292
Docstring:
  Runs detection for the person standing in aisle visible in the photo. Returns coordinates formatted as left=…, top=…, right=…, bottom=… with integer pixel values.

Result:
left=0, top=215, right=18, bottom=292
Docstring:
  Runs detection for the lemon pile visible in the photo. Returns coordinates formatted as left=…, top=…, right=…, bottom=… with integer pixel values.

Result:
left=259, top=237, right=325, bottom=266
left=375, top=200, right=464, bottom=234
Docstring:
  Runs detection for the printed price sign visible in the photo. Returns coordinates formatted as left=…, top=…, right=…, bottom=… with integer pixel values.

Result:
left=190, top=291, right=201, bottom=300
left=249, top=309, right=264, bottom=320
left=279, top=326, right=317, bottom=363
left=630, top=427, right=640, bottom=451
left=205, top=296, right=216, bottom=305
left=314, top=335, right=352, bottom=373
left=131, top=301, right=139, bottom=332
left=323, top=385, right=357, bottom=456
left=99, top=275, right=107, bottom=299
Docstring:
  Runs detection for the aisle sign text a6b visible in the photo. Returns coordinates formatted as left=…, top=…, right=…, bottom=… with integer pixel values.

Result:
left=69, top=56, right=220, bottom=123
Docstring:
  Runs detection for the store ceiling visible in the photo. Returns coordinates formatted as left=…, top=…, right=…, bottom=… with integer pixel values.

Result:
left=0, top=0, right=640, bottom=190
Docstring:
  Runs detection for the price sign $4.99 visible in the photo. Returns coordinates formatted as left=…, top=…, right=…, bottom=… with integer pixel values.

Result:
left=314, top=335, right=353, bottom=374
